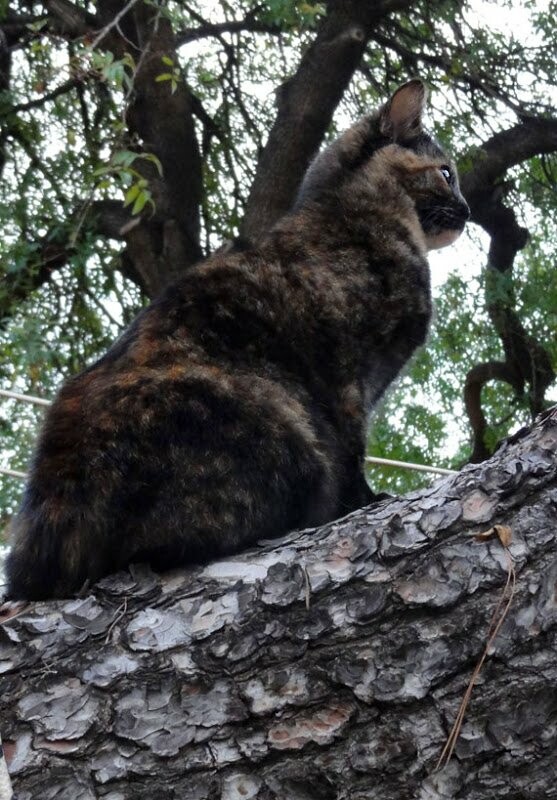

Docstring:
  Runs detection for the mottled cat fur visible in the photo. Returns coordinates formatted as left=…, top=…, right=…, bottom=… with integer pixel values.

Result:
left=6, top=80, right=469, bottom=600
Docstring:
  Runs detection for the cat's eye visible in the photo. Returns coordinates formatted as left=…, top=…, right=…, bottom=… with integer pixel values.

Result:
left=439, top=166, right=452, bottom=184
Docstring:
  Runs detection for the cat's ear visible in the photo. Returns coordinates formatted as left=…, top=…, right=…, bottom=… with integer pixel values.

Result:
left=380, top=79, right=428, bottom=140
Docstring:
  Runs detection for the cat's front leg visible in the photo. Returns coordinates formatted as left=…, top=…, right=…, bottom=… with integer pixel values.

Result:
left=332, top=383, right=391, bottom=515
left=336, top=452, right=392, bottom=515
left=338, top=463, right=376, bottom=512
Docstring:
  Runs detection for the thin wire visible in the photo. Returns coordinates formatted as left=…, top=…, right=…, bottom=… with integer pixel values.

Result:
left=366, top=455, right=456, bottom=476
left=3, top=459, right=457, bottom=483
left=0, top=389, right=51, bottom=407
left=0, top=467, right=27, bottom=480
left=0, top=392, right=458, bottom=481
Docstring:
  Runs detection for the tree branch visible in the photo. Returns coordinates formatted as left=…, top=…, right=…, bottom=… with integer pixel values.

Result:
left=460, top=117, right=557, bottom=459
left=461, top=117, right=557, bottom=199
left=9, top=77, right=82, bottom=114
left=372, top=24, right=529, bottom=115
left=0, top=26, right=10, bottom=180
left=1, top=12, right=46, bottom=46
left=91, top=0, right=204, bottom=293
left=2, top=407, right=557, bottom=797
left=464, top=360, right=523, bottom=462
left=44, top=0, right=97, bottom=38
left=0, top=200, right=136, bottom=326
left=175, top=9, right=282, bottom=46
left=88, top=0, right=142, bottom=51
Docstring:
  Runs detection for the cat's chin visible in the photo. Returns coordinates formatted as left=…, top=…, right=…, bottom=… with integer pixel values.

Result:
left=425, top=228, right=462, bottom=251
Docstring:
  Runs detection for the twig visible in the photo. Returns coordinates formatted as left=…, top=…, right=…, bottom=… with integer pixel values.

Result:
left=303, top=566, right=312, bottom=610
left=436, top=528, right=516, bottom=770
left=89, top=0, right=142, bottom=51
left=104, top=597, right=128, bottom=643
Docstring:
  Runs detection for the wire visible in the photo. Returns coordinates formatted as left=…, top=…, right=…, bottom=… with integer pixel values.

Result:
left=365, top=455, right=456, bottom=476
left=0, top=467, right=27, bottom=479
left=0, top=388, right=51, bottom=407
left=0, top=391, right=458, bottom=481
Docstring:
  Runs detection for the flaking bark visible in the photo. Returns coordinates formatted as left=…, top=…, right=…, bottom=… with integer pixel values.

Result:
left=2, top=407, right=557, bottom=799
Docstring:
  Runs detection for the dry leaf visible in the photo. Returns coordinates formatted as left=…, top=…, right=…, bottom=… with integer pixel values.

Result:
left=474, top=524, right=512, bottom=546
left=493, top=524, right=512, bottom=547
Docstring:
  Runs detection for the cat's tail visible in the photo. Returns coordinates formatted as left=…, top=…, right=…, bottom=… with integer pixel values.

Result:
left=5, top=501, right=104, bottom=601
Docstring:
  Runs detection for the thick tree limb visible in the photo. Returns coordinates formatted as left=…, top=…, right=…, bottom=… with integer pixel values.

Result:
left=460, top=117, right=557, bottom=460
left=125, top=4, right=203, bottom=283
left=5, top=0, right=205, bottom=296
left=88, top=0, right=204, bottom=294
left=2, top=407, right=557, bottom=798
left=461, top=117, right=557, bottom=199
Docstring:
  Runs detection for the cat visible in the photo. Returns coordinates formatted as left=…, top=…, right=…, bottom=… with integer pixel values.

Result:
left=6, top=79, right=469, bottom=600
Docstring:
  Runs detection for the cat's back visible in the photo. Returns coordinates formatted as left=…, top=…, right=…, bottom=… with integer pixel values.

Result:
left=30, top=243, right=328, bottom=500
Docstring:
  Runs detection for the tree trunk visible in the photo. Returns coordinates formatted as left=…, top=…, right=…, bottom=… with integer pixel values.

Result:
left=2, top=408, right=557, bottom=800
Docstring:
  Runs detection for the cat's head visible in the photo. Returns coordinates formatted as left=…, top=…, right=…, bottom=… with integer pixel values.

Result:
left=295, top=80, right=470, bottom=251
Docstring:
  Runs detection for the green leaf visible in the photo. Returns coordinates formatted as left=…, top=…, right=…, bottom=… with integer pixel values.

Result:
left=132, top=189, right=150, bottom=215
left=112, top=150, right=138, bottom=168
left=123, top=183, right=141, bottom=208
left=141, top=153, right=163, bottom=176
left=26, top=18, right=48, bottom=32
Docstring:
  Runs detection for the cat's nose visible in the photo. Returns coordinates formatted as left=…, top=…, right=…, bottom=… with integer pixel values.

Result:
left=460, top=200, right=471, bottom=221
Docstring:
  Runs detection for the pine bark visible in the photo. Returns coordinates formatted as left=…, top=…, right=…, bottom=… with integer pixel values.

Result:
left=2, top=409, right=557, bottom=799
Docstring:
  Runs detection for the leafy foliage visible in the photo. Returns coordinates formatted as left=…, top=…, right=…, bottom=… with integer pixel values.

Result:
left=1, top=0, right=556, bottom=521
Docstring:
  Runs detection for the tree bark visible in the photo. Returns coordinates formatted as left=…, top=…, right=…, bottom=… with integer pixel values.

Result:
left=2, top=407, right=557, bottom=799
left=95, top=0, right=204, bottom=295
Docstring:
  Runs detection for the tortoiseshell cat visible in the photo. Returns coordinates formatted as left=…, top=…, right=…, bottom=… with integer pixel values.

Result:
left=6, top=80, right=469, bottom=600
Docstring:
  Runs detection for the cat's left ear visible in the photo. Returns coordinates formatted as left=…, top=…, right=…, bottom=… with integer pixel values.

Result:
left=380, top=79, right=428, bottom=140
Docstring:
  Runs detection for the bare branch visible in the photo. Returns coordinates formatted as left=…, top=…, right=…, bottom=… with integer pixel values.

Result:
left=88, top=0, right=142, bottom=51
left=464, top=361, right=523, bottom=462
left=460, top=116, right=557, bottom=458
left=9, top=77, right=82, bottom=114
left=372, top=25, right=529, bottom=116
left=176, top=10, right=282, bottom=46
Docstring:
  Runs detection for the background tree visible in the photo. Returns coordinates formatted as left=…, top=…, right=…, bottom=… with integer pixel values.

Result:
left=1, top=0, right=556, bottom=522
